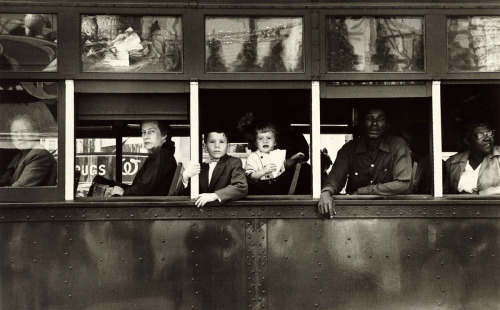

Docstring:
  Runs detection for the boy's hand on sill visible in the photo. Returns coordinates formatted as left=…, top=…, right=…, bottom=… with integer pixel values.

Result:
left=195, top=193, right=220, bottom=207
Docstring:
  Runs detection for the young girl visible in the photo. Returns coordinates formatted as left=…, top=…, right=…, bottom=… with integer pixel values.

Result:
left=245, top=122, right=304, bottom=194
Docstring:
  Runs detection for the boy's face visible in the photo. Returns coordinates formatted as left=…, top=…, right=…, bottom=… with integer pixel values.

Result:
left=205, top=132, right=228, bottom=159
left=141, top=121, right=165, bottom=151
left=256, top=131, right=276, bottom=153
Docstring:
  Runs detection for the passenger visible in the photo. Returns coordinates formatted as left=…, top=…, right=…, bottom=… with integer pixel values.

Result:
left=444, top=121, right=500, bottom=195
left=318, top=107, right=412, bottom=217
left=110, top=120, right=177, bottom=196
left=320, top=148, right=333, bottom=187
left=178, top=128, right=248, bottom=206
left=0, top=114, right=56, bottom=187
left=245, top=122, right=304, bottom=194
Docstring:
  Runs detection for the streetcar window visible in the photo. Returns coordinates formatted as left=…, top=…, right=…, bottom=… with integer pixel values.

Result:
left=447, top=16, right=500, bottom=72
left=326, top=16, right=424, bottom=73
left=200, top=89, right=312, bottom=195
left=81, top=15, right=182, bottom=73
left=0, top=13, right=57, bottom=72
left=441, top=84, right=500, bottom=195
left=320, top=97, right=431, bottom=195
left=75, top=92, right=189, bottom=197
left=205, top=16, right=304, bottom=73
left=0, top=82, right=58, bottom=188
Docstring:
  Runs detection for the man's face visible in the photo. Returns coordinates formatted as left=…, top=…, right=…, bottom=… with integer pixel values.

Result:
left=205, top=132, right=228, bottom=159
left=141, top=122, right=165, bottom=151
left=11, top=118, right=37, bottom=150
left=468, top=125, right=494, bottom=156
left=364, top=109, right=387, bottom=140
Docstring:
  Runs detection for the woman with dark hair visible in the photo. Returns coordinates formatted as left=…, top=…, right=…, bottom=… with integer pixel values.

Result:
left=110, top=120, right=177, bottom=196
left=444, top=121, right=500, bottom=195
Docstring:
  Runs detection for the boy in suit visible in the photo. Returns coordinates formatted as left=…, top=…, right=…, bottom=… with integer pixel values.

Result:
left=180, top=129, right=248, bottom=207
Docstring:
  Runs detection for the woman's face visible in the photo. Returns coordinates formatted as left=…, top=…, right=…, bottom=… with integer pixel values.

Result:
left=11, top=118, right=37, bottom=150
left=141, top=122, right=165, bottom=151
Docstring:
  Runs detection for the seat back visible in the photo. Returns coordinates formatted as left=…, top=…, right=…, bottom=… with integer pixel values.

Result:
left=288, top=163, right=302, bottom=195
left=168, top=162, right=185, bottom=196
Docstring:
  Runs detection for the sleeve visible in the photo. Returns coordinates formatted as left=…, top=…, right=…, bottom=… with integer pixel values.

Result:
left=123, top=151, right=176, bottom=196
left=215, top=158, right=248, bottom=204
left=11, top=151, right=55, bottom=187
left=443, top=158, right=452, bottom=194
left=321, top=143, right=351, bottom=195
left=357, top=138, right=412, bottom=195
left=245, top=152, right=260, bottom=175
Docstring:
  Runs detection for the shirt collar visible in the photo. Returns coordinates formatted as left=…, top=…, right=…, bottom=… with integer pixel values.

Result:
left=450, top=145, right=500, bottom=164
left=355, top=135, right=390, bottom=154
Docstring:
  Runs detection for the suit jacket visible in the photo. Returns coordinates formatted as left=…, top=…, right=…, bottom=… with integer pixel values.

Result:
left=123, top=141, right=177, bottom=196
left=178, top=155, right=248, bottom=204
left=1, top=147, right=56, bottom=187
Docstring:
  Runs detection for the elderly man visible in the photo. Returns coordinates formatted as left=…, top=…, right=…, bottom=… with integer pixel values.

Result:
left=318, top=107, right=413, bottom=218
left=444, top=121, right=500, bottom=195
left=0, top=114, right=56, bottom=187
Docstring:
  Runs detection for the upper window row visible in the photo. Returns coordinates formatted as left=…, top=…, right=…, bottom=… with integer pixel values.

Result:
left=1, top=14, right=499, bottom=73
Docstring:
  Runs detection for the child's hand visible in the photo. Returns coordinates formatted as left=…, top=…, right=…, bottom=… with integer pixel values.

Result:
left=182, top=162, right=201, bottom=182
left=263, top=163, right=277, bottom=174
left=195, top=193, right=219, bottom=207
left=290, top=152, right=305, bottom=161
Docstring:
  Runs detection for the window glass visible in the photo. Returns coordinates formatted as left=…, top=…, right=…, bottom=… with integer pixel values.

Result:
left=81, top=15, right=182, bottom=72
left=0, top=82, right=58, bottom=187
left=448, top=16, right=500, bottom=72
left=200, top=89, right=311, bottom=195
left=320, top=97, right=431, bottom=195
left=205, top=17, right=304, bottom=73
left=441, top=84, right=500, bottom=195
left=326, top=16, right=424, bottom=72
left=0, top=13, right=57, bottom=71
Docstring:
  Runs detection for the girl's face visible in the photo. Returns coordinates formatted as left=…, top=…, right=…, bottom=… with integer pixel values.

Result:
left=256, top=131, right=276, bottom=153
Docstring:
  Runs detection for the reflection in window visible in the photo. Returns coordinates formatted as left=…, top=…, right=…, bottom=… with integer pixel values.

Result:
left=0, top=13, right=57, bottom=71
left=0, top=82, right=58, bottom=187
left=205, top=17, right=303, bottom=73
left=327, top=17, right=424, bottom=72
left=81, top=15, right=182, bottom=73
left=448, top=16, right=500, bottom=72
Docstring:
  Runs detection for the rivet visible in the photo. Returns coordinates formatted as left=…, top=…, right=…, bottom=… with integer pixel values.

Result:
left=69, top=266, right=72, bottom=269
left=64, top=252, right=68, bottom=255
left=277, top=213, right=281, bottom=216
left=318, top=262, right=322, bottom=266
left=26, top=216, right=30, bottom=219
left=251, top=213, right=255, bottom=216
left=285, top=239, right=288, bottom=241
left=162, top=239, right=165, bottom=242
left=407, top=255, right=411, bottom=258
left=436, top=248, right=440, bottom=251
left=441, top=289, right=445, bottom=292
left=342, top=207, right=345, bottom=210
left=178, top=213, right=182, bottom=217
left=130, top=214, right=134, bottom=218
left=195, top=264, right=199, bottom=267
left=0, top=217, right=4, bottom=220
left=139, top=258, right=142, bottom=261
left=99, top=258, right=103, bottom=261
left=406, top=237, right=410, bottom=240
left=369, top=255, right=372, bottom=258
left=33, top=259, right=37, bottom=263
left=423, top=212, right=426, bottom=215
left=100, top=240, right=103, bottom=244
left=314, top=276, right=318, bottom=279
left=10, top=260, right=14, bottom=263
left=315, top=304, right=318, bottom=307
left=142, top=209, right=146, bottom=213
left=365, top=207, right=368, bottom=210
left=470, top=237, right=473, bottom=240
left=154, top=214, right=158, bottom=217
left=69, top=238, right=73, bottom=241
left=231, top=213, right=235, bottom=216
left=191, top=278, right=195, bottom=281
left=122, top=258, right=125, bottom=261
left=68, top=295, right=72, bottom=298
left=106, top=215, right=110, bottom=218
left=347, top=255, right=351, bottom=258
left=119, top=209, right=122, bottom=212
left=441, top=262, right=444, bottom=265
left=51, top=215, right=55, bottom=219
left=161, top=257, right=165, bottom=260
left=319, top=290, right=322, bottom=293
left=385, top=255, right=389, bottom=258
left=437, top=276, right=440, bottom=279
left=470, top=254, right=474, bottom=257
left=195, top=291, right=198, bottom=294
left=285, top=256, right=288, bottom=259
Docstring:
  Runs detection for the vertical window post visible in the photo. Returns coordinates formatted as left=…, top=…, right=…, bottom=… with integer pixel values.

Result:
left=312, top=81, right=321, bottom=198
left=432, top=81, right=443, bottom=197
left=65, top=80, right=75, bottom=200
left=190, top=80, right=200, bottom=198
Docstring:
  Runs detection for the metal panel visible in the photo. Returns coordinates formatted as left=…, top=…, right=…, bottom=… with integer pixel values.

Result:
left=0, top=202, right=499, bottom=309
